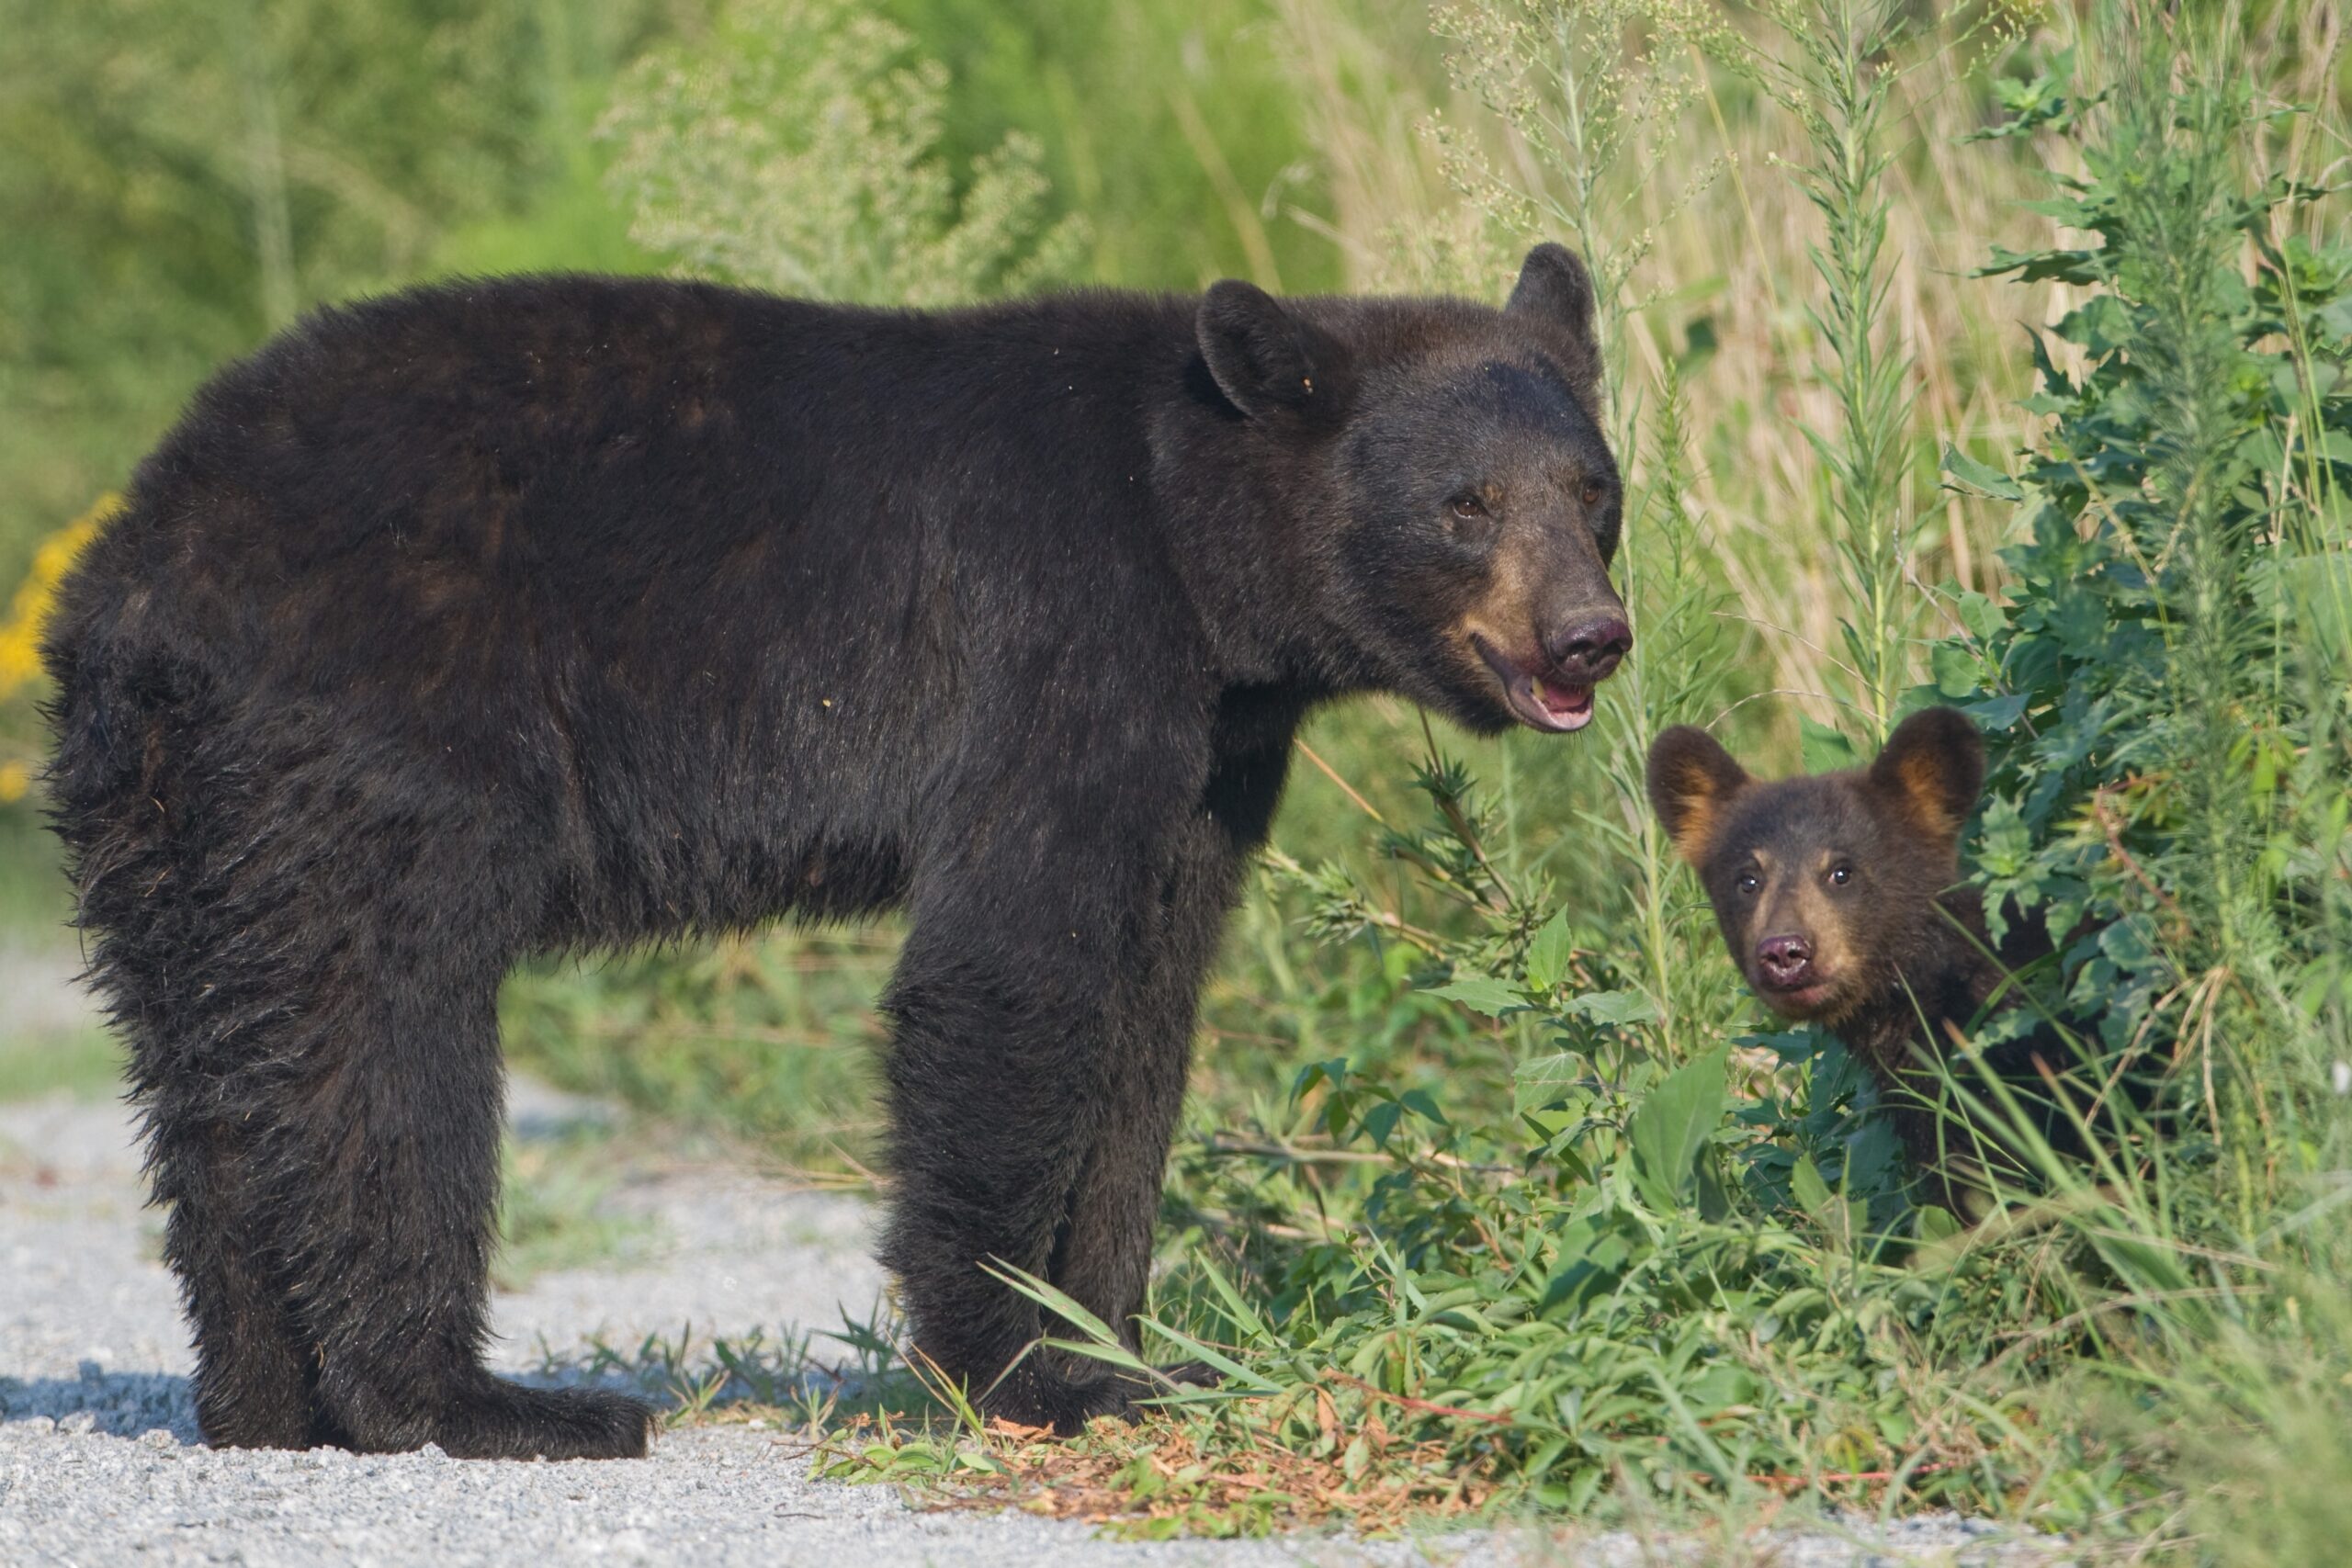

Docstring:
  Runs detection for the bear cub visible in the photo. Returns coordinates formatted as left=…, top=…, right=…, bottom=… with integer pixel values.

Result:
left=1646, top=707, right=2108, bottom=1212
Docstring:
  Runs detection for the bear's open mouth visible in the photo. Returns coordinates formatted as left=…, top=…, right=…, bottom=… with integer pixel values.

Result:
left=1472, top=637, right=1596, bottom=734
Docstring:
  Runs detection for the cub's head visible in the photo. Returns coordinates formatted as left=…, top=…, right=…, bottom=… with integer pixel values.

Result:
left=1194, top=243, right=1629, bottom=735
left=1644, top=708, right=1985, bottom=1026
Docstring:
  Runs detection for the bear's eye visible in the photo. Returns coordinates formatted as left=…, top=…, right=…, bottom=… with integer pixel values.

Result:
left=1828, top=865, right=1852, bottom=886
left=1735, top=871, right=1759, bottom=896
left=1579, top=479, right=1604, bottom=507
left=1446, top=492, right=1489, bottom=525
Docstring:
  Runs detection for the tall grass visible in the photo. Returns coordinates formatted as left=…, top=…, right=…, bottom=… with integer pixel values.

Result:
left=1092, top=0, right=2351, bottom=1546
left=986, top=0, right=2352, bottom=1545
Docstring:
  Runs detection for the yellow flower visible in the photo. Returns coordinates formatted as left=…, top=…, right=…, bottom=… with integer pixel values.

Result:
left=0, top=492, right=119, bottom=700
left=0, top=761, right=28, bottom=804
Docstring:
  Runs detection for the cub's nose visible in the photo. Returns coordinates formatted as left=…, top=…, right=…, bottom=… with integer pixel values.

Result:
left=1756, top=933, right=1814, bottom=987
left=1544, top=615, right=1633, bottom=684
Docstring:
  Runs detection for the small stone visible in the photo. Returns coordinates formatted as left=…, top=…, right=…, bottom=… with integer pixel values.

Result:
left=58, top=1412, right=97, bottom=1435
left=139, top=1427, right=175, bottom=1450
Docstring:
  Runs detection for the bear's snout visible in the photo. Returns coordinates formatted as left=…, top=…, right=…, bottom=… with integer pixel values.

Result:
left=1543, top=614, right=1632, bottom=686
left=1756, top=932, right=1815, bottom=987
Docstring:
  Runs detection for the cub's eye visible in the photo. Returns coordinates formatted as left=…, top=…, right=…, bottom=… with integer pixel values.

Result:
left=1735, top=871, right=1760, bottom=896
left=1828, top=865, right=1853, bottom=886
left=1579, top=479, right=1605, bottom=506
left=1446, top=492, right=1489, bottom=524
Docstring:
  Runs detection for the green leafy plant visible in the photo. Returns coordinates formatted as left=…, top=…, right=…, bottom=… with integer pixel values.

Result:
left=1000, top=6, right=2349, bottom=1545
left=599, top=0, right=1088, bottom=304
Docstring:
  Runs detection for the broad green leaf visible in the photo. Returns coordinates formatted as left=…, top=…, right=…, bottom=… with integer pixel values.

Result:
left=1397, top=1088, right=1449, bottom=1124
left=1964, top=693, right=2030, bottom=730
left=1629, top=1046, right=1729, bottom=1209
left=1745, top=1028, right=1825, bottom=1065
left=1560, top=988, right=1659, bottom=1027
left=1424, top=976, right=1529, bottom=1017
left=1513, top=1051, right=1582, bottom=1114
left=1525, top=907, right=1574, bottom=993
left=1931, top=641, right=1982, bottom=699
left=1800, top=716, right=1860, bottom=773
left=1790, top=1152, right=1834, bottom=1214
left=1538, top=1213, right=1634, bottom=1315
left=1956, top=588, right=2006, bottom=643
left=1940, top=444, right=2025, bottom=501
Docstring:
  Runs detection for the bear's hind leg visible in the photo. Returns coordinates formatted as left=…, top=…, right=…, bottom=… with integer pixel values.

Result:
left=67, top=762, right=333, bottom=1447
left=150, top=1115, right=327, bottom=1448
left=275, top=953, right=656, bottom=1460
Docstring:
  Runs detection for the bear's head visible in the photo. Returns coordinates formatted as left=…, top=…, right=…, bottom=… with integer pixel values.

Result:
left=1644, top=706, right=1985, bottom=1027
left=1193, top=244, right=1631, bottom=734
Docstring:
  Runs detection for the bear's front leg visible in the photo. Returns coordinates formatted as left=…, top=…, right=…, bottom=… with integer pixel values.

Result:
left=1045, top=811, right=1251, bottom=1379
left=1042, top=688, right=1301, bottom=1391
left=876, top=805, right=1200, bottom=1434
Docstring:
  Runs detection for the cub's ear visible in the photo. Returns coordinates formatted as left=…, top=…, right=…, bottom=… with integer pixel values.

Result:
left=1867, top=706, right=1985, bottom=843
left=1506, top=243, right=1599, bottom=355
left=1197, top=280, right=1334, bottom=419
left=1645, top=726, right=1751, bottom=865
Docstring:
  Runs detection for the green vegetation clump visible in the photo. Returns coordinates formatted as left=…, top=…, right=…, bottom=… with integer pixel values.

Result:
left=598, top=0, right=1088, bottom=304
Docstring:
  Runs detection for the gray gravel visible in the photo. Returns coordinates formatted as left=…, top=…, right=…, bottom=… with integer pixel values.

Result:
left=0, top=975, right=2066, bottom=1564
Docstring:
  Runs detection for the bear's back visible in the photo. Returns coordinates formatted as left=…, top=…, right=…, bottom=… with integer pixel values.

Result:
left=53, top=279, right=1199, bottom=708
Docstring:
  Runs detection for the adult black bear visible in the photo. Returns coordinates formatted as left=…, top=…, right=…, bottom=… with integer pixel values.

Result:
left=42, top=245, right=1629, bottom=1457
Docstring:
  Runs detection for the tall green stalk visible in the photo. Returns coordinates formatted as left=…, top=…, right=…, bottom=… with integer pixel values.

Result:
left=1724, top=0, right=1923, bottom=740
left=1428, top=1, right=1747, bottom=1061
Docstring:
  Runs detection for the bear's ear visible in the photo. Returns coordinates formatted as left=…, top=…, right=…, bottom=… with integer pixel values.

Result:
left=1197, top=280, right=1330, bottom=420
left=1867, top=706, right=1985, bottom=844
left=1645, top=726, right=1752, bottom=865
left=1505, top=243, right=1599, bottom=355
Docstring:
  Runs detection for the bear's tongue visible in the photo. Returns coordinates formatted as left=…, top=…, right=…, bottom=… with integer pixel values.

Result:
left=1528, top=673, right=1595, bottom=731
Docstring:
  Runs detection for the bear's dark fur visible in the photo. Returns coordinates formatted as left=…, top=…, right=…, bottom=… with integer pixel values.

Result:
left=41, top=246, right=1631, bottom=1456
left=1646, top=708, right=2103, bottom=1212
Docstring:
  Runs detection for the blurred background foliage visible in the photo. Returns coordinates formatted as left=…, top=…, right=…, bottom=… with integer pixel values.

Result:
left=7, top=0, right=2335, bottom=1023
left=2, top=0, right=2348, bottom=1546
left=0, top=0, right=2068, bottom=916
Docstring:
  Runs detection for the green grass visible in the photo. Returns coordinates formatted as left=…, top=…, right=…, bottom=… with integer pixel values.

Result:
left=494, top=1123, right=658, bottom=1291
left=500, top=930, right=894, bottom=1178
left=0, top=1026, right=119, bottom=1102
left=623, top=6, right=2351, bottom=1551
left=0, top=816, right=74, bottom=943
left=524, top=1315, right=907, bottom=1434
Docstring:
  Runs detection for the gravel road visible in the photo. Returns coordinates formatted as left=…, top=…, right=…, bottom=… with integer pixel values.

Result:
left=0, top=962, right=2062, bottom=1565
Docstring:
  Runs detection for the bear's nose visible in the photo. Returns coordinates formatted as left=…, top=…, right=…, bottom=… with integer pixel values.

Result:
left=1545, top=615, right=1633, bottom=684
left=1757, top=934, right=1813, bottom=986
